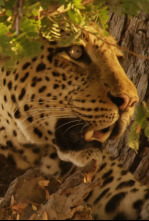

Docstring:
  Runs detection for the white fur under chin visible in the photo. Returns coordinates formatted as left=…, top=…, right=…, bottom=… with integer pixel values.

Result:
left=57, top=147, right=102, bottom=167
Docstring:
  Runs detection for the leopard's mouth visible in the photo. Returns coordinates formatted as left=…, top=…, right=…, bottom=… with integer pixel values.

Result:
left=84, top=118, right=124, bottom=143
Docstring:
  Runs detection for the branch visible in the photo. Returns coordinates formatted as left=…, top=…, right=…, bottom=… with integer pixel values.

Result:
left=0, top=160, right=102, bottom=220
left=13, top=0, right=25, bottom=34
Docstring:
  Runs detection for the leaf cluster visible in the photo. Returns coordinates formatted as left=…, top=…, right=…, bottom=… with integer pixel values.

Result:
left=0, top=0, right=149, bottom=65
left=0, top=0, right=110, bottom=67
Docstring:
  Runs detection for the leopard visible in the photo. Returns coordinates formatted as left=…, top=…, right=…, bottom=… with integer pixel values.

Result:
left=0, top=27, right=149, bottom=220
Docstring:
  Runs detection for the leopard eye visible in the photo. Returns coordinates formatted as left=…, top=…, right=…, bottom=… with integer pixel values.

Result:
left=67, top=45, right=83, bottom=60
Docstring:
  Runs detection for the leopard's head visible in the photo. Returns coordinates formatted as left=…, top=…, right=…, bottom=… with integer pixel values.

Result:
left=4, top=28, right=138, bottom=167
left=53, top=30, right=139, bottom=162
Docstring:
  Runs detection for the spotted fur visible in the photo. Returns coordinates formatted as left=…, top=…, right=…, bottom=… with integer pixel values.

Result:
left=0, top=29, right=148, bottom=219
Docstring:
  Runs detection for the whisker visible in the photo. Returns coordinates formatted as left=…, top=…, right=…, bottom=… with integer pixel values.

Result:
left=55, top=119, right=81, bottom=132
left=63, top=122, right=84, bottom=135
left=26, top=115, right=75, bottom=130
left=21, top=110, right=72, bottom=124
left=80, top=122, right=90, bottom=134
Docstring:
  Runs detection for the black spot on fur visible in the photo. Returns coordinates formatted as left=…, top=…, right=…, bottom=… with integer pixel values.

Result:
left=133, top=200, right=143, bottom=212
left=98, top=163, right=107, bottom=172
left=4, top=95, right=7, bottom=102
left=47, top=54, right=53, bottom=63
left=27, top=115, right=33, bottom=122
left=24, top=104, right=30, bottom=111
left=6, top=71, right=11, bottom=76
left=62, top=73, right=67, bottom=81
left=8, top=112, right=12, bottom=118
left=102, top=170, right=113, bottom=179
left=19, top=88, right=26, bottom=100
left=105, top=192, right=127, bottom=213
left=121, top=170, right=128, bottom=176
left=53, top=84, right=59, bottom=89
left=45, top=76, right=50, bottom=81
left=13, top=130, right=17, bottom=137
left=48, top=130, right=53, bottom=135
left=15, top=74, right=19, bottom=81
left=116, top=180, right=135, bottom=190
left=52, top=71, right=60, bottom=77
left=3, top=79, right=6, bottom=86
left=22, top=62, right=31, bottom=70
left=84, top=191, right=93, bottom=202
left=32, top=57, right=37, bottom=62
left=39, top=86, right=47, bottom=93
left=20, top=72, right=29, bottom=82
left=14, top=109, right=21, bottom=119
left=34, top=127, right=43, bottom=138
left=118, top=163, right=123, bottom=168
left=8, top=81, right=12, bottom=90
left=31, top=94, right=35, bottom=101
left=94, top=188, right=110, bottom=205
left=130, top=188, right=139, bottom=193
left=36, top=63, right=46, bottom=72
left=11, top=95, right=17, bottom=103
left=31, top=82, right=36, bottom=87
left=113, top=212, right=128, bottom=220
left=102, top=176, right=114, bottom=188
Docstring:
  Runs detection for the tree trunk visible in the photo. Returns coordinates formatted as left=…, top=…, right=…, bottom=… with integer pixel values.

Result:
left=106, top=12, right=149, bottom=185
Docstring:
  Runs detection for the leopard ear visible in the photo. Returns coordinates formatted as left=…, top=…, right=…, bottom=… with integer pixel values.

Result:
left=108, top=36, right=124, bottom=57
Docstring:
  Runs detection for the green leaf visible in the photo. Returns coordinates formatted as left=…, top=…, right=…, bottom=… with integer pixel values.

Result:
left=16, top=36, right=42, bottom=58
left=67, top=9, right=83, bottom=24
left=73, top=0, right=84, bottom=9
left=0, top=23, right=9, bottom=35
left=128, top=121, right=140, bottom=153
left=135, top=104, right=145, bottom=121
left=139, top=117, right=148, bottom=129
left=20, top=18, right=40, bottom=37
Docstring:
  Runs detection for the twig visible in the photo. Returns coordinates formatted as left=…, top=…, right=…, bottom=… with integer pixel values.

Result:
left=13, top=0, right=25, bottom=34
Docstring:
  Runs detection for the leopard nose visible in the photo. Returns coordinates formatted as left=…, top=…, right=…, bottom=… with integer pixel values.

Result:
left=108, top=93, right=139, bottom=110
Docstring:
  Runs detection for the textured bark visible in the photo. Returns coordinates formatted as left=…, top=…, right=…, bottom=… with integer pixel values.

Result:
left=106, top=12, right=149, bottom=184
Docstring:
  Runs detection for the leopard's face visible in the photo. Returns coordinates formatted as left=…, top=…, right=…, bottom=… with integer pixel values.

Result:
left=52, top=31, right=139, bottom=161
left=0, top=29, right=139, bottom=167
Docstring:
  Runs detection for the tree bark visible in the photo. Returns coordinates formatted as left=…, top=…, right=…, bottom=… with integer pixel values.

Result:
left=106, top=12, right=149, bottom=184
